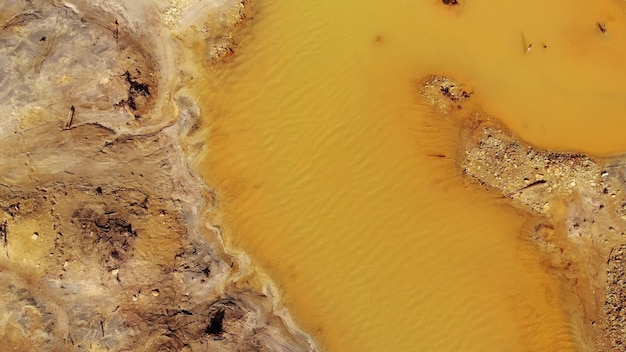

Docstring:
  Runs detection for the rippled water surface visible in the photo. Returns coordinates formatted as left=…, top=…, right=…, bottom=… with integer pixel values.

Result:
left=192, top=0, right=626, bottom=351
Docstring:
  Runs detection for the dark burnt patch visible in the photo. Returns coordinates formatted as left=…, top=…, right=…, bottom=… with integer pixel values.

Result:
left=117, top=70, right=152, bottom=112
left=124, top=71, right=150, bottom=97
left=442, top=0, right=459, bottom=5
left=440, top=85, right=471, bottom=102
left=205, top=308, right=225, bottom=335
left=70, top=207, right=137, bottom=269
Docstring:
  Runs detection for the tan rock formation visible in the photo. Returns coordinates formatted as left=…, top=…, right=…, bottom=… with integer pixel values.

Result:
left=0, top=0, right=316, bottom=351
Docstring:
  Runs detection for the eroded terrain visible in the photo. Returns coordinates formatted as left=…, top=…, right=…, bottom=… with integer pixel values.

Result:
left=0, top=0, right=315, bottom=351
left=422, top=75, right=626, bottom=351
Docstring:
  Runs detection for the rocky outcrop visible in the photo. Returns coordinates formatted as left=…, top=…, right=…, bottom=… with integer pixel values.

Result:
left=0, top=0, right=316, bottom=351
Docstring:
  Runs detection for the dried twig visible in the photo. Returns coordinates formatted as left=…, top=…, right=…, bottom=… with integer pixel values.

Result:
left=65, top=105, right=75, bottom=129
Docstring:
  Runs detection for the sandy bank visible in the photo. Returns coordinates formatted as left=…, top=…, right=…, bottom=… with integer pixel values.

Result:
left=423, top=75, right=626, bottom=351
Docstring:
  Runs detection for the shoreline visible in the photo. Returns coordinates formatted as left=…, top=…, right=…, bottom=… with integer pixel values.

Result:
left=0, top=0, right=318, bottom=350
left=422, top=75, right=626, bottom=350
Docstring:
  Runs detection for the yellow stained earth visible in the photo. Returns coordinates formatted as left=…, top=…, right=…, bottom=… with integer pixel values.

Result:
left=189, top=0, right=626, bottom=351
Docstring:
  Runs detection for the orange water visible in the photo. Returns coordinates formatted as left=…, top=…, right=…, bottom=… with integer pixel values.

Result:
left=190, top=0, right=626, bottom=351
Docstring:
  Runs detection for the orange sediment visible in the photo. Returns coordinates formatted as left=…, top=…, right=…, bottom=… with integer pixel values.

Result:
left=185, top=0, right=626, bottom=351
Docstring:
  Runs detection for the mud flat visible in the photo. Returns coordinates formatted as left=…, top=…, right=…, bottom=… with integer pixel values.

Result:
left=0, top=1, right=316, bottom=351
left=423, top=75, right=626, bottom=351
